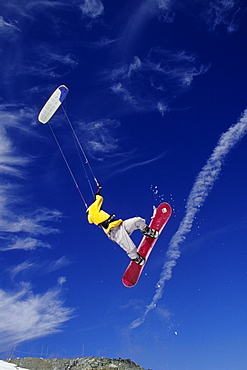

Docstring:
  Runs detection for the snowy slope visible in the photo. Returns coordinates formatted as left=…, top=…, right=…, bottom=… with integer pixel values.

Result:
left=0, top=361, right=29, bottom=370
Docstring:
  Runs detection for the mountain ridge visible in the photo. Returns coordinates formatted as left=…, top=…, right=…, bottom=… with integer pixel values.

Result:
left=5, top=356, right=151, bottom=370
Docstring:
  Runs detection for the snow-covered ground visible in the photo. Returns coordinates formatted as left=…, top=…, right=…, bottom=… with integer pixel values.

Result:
left=0, top=361, right=29, bottom=370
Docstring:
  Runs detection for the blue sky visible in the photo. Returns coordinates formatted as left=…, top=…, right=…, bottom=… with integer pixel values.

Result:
left=0, top=1, right=247, bottom=369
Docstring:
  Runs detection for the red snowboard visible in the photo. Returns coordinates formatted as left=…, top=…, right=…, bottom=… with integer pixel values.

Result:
left=122, top=202, right=172, bottom=287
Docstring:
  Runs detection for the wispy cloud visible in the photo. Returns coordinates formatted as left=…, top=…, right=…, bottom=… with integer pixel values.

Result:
left=121, top=0, right=174, bottom=50
left=0, top=108, right=32, bottom=176
left=108, top=151, right=168, bottom=176
left=109, top=48, right=210, bottom=114
left=26, top=0, right=72, bottom=12
left=205, top=0, right=243, bottom=33
left=0, top=206, right=61, bottom=252
left=88, top=37, right=122, bottom=49
left=11, top=46, right=78, bottom=80
left=0, top=237, right=51, bottom=252
left=40, top=49, right=78, bottom=69
left=78, top=0, right=104, bottom=19
left=121, top=0, right=245, bottom=40
left=0, top=105, right=38, bottom=131
left=0, top=107, right=62, bottom=251
left=46, top=256, right=72, bottom=273
left=0, top=102, right=73, bottom=351
left=0, top=3, right=78, bottom=85
left=8, top=260, right=35, bottom=281
left=129, top=108, right=247, bottom=329
left=119, top=299, right=145, bottom=311
left=111, top=83, right=137, bottom=106
left=7, top=256, right=71, bottom=281
left=77, top=118, right=120, bottom=157
left=0, top=0, right=72, bottom=21
left=182, top=0, right=245, bottom=34
left=0, top=141, right=28, bottom=178
left=0, top=208, right=61, bottom=235
left=74, top=116, right=167, bottom=172
left=0, top=284, right=74, bottom=353
left=0, top=16, right=20, bottom=39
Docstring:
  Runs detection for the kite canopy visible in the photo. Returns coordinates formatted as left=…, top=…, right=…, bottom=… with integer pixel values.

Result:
left=38, top=85, right=69, bottom=124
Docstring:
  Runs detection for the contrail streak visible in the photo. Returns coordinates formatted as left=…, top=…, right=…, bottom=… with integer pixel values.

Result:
left=130, top=108, right=247, bottom=329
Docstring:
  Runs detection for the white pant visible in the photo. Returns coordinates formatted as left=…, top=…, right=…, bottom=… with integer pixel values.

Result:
left=108, top=217, right=146, bottom=259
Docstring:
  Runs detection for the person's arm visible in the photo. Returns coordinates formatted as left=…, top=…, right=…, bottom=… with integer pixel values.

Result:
left=93, top=194, right=103, bottom=212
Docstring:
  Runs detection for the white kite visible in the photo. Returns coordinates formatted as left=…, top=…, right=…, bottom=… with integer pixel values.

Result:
left=38, top=85, right=69, bottom=124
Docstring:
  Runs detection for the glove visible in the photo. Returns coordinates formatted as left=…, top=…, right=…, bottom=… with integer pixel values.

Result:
left=95, top=185, right=102, bottom=196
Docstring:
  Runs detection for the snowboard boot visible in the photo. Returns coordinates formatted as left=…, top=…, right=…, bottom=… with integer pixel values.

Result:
left=141, top=225, right=159, bottom=239
left=133, top=253, right=146, bottom=266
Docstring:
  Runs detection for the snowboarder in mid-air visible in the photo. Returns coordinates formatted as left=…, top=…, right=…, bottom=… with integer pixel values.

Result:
left=86, top=187, right=159, bottom=265
left=38, top=88, right=172, bottom=286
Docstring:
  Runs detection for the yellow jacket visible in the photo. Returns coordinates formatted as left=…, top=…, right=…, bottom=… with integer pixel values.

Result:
left=87, top=194, right=122, bottom=234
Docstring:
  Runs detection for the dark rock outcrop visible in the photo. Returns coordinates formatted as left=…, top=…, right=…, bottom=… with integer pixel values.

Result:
left=6, top=357, right=151, bottom=370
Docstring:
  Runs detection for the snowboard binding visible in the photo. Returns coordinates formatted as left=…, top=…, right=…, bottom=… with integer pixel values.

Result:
left=133, top=253, right=146, bottom=266
left=141, top=225, right=159, bottom=239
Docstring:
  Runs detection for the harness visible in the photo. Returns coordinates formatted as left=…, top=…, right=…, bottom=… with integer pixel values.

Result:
left=99, top=214, right=116, bottom=229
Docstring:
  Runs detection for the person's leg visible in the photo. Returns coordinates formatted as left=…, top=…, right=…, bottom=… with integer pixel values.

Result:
left=122, top=217, right=146, bottom=235
left=123, top=217, right=158, bottom=239
left=109, top=224, right=139, bottom=259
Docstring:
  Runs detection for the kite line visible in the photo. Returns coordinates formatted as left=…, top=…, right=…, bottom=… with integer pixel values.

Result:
left=61, top=105, right=100, bottom=189
left=48, top=122, right=88, bottom=208
left=38, top=85, right=100, bottom=208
